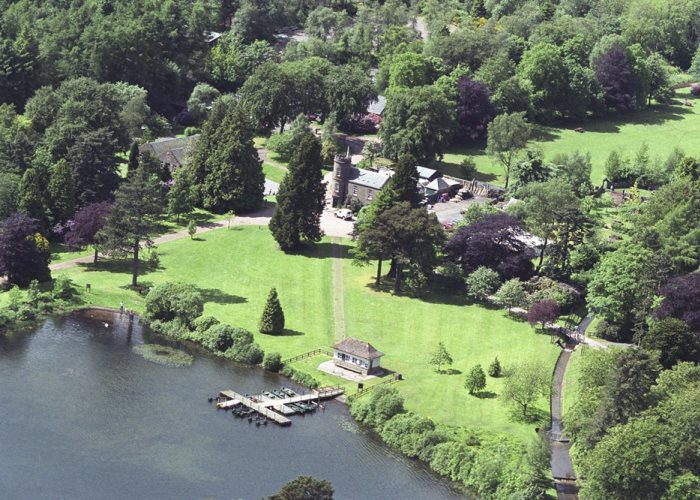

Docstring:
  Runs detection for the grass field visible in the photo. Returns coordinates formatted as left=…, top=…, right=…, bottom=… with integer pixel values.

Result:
left=263, top=163, right=287, bottom=183
left=562, top=348, right=583, bottom=418
left=439, top=90, right=700, bottom=186
left=52, top=226, right=559, bottom=441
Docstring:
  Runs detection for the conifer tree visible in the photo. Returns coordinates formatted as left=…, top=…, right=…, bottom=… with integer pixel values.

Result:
left=259, top=287, right=285, bottom=334
left=127, top=141, right=140, bottom=177
left=19, top=167, right=48, bottom=230
left=167, top=169, right=195, bottom=221
left=48, top=159, right=75, bottom=224
left=190, top=98, right=264, bottom=213
left=388, top=153, right=422, bottom=208
left=269, top=132, right=326, bottom=251
left=97, top=167, right=164, bottom=287
left=488, top=356, right=502, bottom=377
left=465, top=364, right=486, bottom=394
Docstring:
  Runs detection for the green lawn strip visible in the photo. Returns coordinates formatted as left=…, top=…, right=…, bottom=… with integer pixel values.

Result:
left=440, top=90, right=700, bottom=186
left=50, top=243, right=94, bottom=265
left=562, top=347, right=583, bottom=419
left=263, top=163, right=287, bottom=184
left=342, top=262, right=560, bottom=442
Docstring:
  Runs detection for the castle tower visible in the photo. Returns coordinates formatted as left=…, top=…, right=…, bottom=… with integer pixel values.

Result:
left=332, top=151, right=351, bottom=207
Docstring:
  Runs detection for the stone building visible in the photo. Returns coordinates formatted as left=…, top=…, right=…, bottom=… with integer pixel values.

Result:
left=139, top=135, right=199, bottom=173
left=331, top=153, right=393, bottom=207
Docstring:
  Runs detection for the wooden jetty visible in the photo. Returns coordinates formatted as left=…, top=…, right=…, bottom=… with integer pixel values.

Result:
left=216, top=386, right=345, bottom=426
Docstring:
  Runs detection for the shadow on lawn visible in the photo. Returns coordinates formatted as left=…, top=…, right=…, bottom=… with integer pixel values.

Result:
left=261, top=328, right=305, bottom=336
left=194, top=287, right=247, bottom=305
left=441, top=368, right=462, bottom=375
left=296, top=241, right=352, bottom=260
left=509, top=406, right=549, bottom=425
left=474, top=391, right=497, bottom=399
left=80, top=257, right=160, bottom=275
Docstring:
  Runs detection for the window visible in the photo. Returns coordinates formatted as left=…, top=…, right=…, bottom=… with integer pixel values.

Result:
left=352, top=185, right=358, bottom=196
left=367, top=189, right=373, bottom=201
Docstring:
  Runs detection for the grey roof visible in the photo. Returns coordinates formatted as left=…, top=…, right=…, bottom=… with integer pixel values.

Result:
left=140, top=135, right=199, bottom=168
left=425, top=177, right=453, bottom=193
left=204, top=31, right=222, bottom=43
left=416, top=166, right=439, bottom=180
left=334, top=338, right=384, bottom=359
left=367, top=95, right=386, bottom=115
left=348, top=167, right=392, bottom=190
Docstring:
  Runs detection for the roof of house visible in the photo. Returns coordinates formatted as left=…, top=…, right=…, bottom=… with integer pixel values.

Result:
left=333, top=338, right=384, bottom=359
left=416, top=166, right=439, bottom=180
left=140, top=135, right=199, bottom=168
left=425, top=177, right=453, bottom=193
left=347, top=166, right=392, bottom=190
left=367, top=95, right=386, bottom=115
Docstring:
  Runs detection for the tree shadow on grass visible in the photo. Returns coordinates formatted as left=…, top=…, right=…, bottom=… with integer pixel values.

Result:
left=260, top=328, right=305, bottom=336
left=442, top=368, right=462, bottom=375
left=295, top=241, right=353, bottom=260
left=473, top=391, right=497, bottom=399
left=80, top=257, right=160, bottom=275
left=193, top=287, right=247, bottom=305
left=508, top=406, right=549, bottom=425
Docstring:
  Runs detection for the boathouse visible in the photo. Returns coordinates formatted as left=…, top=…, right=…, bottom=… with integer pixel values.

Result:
left=333, top=338, right=384, bottom=375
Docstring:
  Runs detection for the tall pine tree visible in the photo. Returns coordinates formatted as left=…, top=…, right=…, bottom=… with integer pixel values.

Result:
left=388, top=153, right=422, bottom=207
left=189, top=98, right=264, bottom=213
left=127, top=141, right=140, bottom=177
left=269, top=132, right=326, bottom=251
left=18, top=167, right=48, bottom=230
left=259, top=287, right=285, bottom=334
left=97, top=167, right=164, bottom=287
left=48, top=159, right=75, bottom=224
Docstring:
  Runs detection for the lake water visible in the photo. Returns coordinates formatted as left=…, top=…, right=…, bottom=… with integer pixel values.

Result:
left=0, top=311, right=464, bottom=499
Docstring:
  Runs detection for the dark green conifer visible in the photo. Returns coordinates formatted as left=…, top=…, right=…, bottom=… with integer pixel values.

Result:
left=127, top=141, right=140, bottom=177
left=259, top=287, right=285, bottom=334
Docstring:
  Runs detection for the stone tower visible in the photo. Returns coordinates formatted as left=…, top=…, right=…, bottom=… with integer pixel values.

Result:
left=332, top=151, right=351, bottom=207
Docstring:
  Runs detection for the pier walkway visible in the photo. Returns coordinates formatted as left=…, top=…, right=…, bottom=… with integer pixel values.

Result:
left=217, top=386, right=345, bottom=426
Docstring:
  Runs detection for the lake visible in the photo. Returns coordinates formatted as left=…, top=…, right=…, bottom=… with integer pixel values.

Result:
left=0, top=311, right=465, bottom=499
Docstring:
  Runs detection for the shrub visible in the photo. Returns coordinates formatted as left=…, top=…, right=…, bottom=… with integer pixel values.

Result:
left=148, top=250, right=160, bottom=269
left=465, top=364, right=487, bottom=394
left=488, top=357, right=502, bottom=377
left=350, top=386, right=405, bottom=429
left=52, top=276, right=75, bottom=300
left=193, top=315, right=219, bottom=336
left=227, top=342, right=264, bottom=365
left=495, top=279, right=527, bottom=311
left=204, top=323, right=235, bottom=352
left=184, top=126, right=200, bottom=136
left=263, top=352, right=284, bottom=372
left=144, top=282, right=203, bottom=328
left=0, top=309, right=17, bottom=327
left=430, top=441, right=476, bottom=484
left=380, top=413, right=440, bottom=458
left=594, top=320, right=622, bottom=341
left=466, top=266, right=501, bottom=301
left=259, top=287, right=285, bottom=334
left=692, top=83, right=700, bottom=96
left=459, top=157, right=477, bottom=179
left=280, top=365, right=320, bottom=388
left=15, top=306, right=36, bottom=321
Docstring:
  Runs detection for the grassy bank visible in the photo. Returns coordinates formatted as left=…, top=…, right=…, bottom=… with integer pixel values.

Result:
left=52, top=226, right=558, bottom=441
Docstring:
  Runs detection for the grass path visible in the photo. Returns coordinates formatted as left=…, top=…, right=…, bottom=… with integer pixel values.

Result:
left=331, top=237, right=346, bottom=342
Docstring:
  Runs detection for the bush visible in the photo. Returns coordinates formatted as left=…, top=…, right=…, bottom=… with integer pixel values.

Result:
left=280, top=365, right=320, bottom=388
left=52, top=276, right=75, bottom=300
left=227, top=342, right=264, bottom=365
left=350, top=386, right=405, bottom=429
left=184, top=126, right=200, bottom=136
left=193, top=315, right=219, bottom=336
left=144, top=282, right=203, bottom=328
left=488, top=357, right=502, bottom=377
left=692, top=83, right=700, bottom=96
left=15, top=305, right=36, bottom=321
left=148, top=250, right=160, bottom=269
left=594, top=320, right=622, bottom=341
left=0, top=309, right=17, bottom=327
left=380, top=412, right=441, bottom=458
left=263, top=352, right=284, bottom=372
left=466, top=266, right=501, bottom=301
left=259, top=287, right=285, bottom=334
left=203, top=323, right=235, bottom=352
left=459, top=157, right=477, bottom=179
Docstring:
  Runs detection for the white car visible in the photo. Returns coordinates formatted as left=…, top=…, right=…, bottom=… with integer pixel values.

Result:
left=334, top=208, right=354, bottom=220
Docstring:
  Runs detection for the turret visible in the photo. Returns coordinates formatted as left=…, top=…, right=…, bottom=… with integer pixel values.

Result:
left=332, top=151, right=352, bottom=207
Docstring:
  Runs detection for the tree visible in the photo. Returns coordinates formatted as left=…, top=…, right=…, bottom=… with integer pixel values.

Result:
left=445, top=214, right=535, bottom=280
left=97, top=168, right=165, bottom=287
left=0, top=212, right=51, bottom=286
left=270, top=134, right=326, bottom=251
left=486, top=112, right=531, bottom=188
left=429, top=341, right=453, bottom=373
left=488, top=357, right=502, bottom=377
left=551, top=151, right=593, bottom=197
left=380, top=85, right=457, bottom=162
left=189, top=99, right=264, bottom=213
left=0, top=173, right=20, bottom=220
left=325, top=64, right=376, bottom=124
left=465, top=364, right=486, bottom=395
left=655, top=272, right=700, bottom=334
left=239, top=62, right=292, bottom=133
left=63, top=201, right=113, bottom=264
left=187, top=220, right=197, bottom=240
left=48, top=159, right=75, bottom=224
left=388, top=52, right=433, bottom=89
left=387, top=154, right=422, bottom=207
left=167, top=169, right=195, bottom=222
left=527, top=299, right=560, bottom=332
left=270, top=476, right=334, bottom=500
left=456, top=76, right=496, bottom=141
left=65, top=128, right=121, bottom=205
left=18, top=167, right=48, bottom=228
left=594, top=45, right=642, bottom=111
left=501, top=361, right=549, bottom=417
left=259, top=287, right=285, bottom=334
left=495, top=279, right=527, bottom=312
left=187, top=83, right=221, bottom=124
left=126, top=141, right=139, bottom=178
left=144, top=282, right=204, bottom=328
left=354, top=202, right=445, bottom=294
left=208, top=33, right=274, bottom=90
left=516, top=42, right=571, bottom=120
left=465, top=266, right=501, bottom=301
left=512, top=148, right=551, bottom=189
left=639, top=318, right=700, bottom=369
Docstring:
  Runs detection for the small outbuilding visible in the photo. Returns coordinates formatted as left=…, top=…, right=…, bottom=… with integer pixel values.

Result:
left=333, top=338, right=384, bottom=375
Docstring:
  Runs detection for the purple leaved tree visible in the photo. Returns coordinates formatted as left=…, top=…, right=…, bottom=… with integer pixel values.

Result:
left=527, top=299, right=560, bottom=332
left=594, top=46, right=638, bottom=112
left=0, top=212, right=51, bottom=286
left=64, top=201, right=113, bottom=264
left=655, top=272, right=700, bottom=334
left=457, top=76, right=496, bottom=141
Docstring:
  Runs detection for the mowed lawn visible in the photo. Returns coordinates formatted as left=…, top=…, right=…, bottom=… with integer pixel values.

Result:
left=53, top=226, right=559, bottom=441
left=439, top=90, right=700, bottom=186
left=341, top=263, right=560, bottom=441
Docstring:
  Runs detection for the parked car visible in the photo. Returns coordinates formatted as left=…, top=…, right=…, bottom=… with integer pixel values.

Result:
left=335, top=208, right=353, bottom=220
